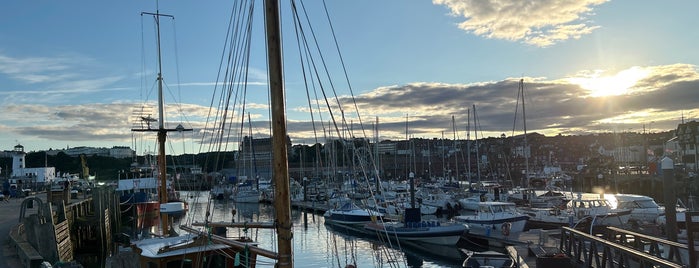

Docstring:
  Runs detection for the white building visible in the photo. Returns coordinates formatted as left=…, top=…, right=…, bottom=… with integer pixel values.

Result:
left=110, top=146, right=134, bottom=158
left=10, top=144, right=56, bottom=184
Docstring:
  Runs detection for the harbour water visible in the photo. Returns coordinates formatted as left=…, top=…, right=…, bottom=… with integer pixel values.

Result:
left=172, top=191, right=464, bottom=268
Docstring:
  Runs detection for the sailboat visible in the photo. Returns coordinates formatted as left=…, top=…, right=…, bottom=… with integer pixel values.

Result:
left=364, top=172, right=468, bottom=246
left=111, top=2, right=295, bottom=266
left=230, top=115, right=262, bottom=203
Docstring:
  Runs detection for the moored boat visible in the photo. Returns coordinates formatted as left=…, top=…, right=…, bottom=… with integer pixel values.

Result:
left=364, top=208, right=468, bottom=246
left=119, top=233, right=258, bottom=268
left=454, top=201, right=528, bottom=237
left=520, top=196, right=631, bottom=230
left=611, top=193, right=664, bottom=223
left=324, top=202, right=384, bottom=226
left=111, top=6, right=262, bottom=267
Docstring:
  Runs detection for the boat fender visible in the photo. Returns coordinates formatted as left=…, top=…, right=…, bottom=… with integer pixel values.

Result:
left=501, top=222, right=511, bottom=236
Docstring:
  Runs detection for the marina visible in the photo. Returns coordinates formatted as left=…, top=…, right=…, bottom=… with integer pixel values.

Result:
left=1, top=1, right=699, bottom=268
left=5, top=185, right=699, bottom=267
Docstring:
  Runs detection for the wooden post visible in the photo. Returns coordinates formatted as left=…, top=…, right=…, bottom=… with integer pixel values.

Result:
left=662, top=156, right=678, bottom=242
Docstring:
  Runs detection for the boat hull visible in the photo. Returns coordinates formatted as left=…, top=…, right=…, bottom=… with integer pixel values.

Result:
left=230, top=190, right=261, bottom=203
left=323, top=208, right=383, bottom=226
left=456, top=215, right=528, bottom=236
left=364, top=222, right=467, bottom=246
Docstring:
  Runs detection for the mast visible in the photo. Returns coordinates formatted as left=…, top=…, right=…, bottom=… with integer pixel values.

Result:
left=441, top=131, right=445, bottom=178
left=248, top=113, right=259, bottom=189
left=520, top=79, right=530, bottom=188
left=153, top=6, right=169, bottom=236
left=466, top=108, right=471, bottom=186
left=264, top=0, right=293, bottom=267
left=473, top=105, right=481, bottom=183
left=452, top=115, right=459, bottom=182
left=375, top=117, right=381, bottom=195
left=135, top=9, right=191, bottom=237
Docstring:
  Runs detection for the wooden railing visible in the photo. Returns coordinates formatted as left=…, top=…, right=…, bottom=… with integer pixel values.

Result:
left=560, top=227, right=684, bottom=268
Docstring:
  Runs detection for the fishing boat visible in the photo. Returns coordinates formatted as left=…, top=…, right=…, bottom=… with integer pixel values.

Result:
left=115, top=177, right=160, bottom=230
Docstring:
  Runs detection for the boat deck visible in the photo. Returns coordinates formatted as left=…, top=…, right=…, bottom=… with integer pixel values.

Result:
left=505, top=229, right=562, bottom=268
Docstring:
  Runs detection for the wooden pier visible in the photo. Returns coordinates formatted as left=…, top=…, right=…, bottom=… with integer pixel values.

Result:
left=502, top=225, right=698, bottom=268
left=7, top=186, right=118, bottom=268
left=7, top=192, right=695, bottom=268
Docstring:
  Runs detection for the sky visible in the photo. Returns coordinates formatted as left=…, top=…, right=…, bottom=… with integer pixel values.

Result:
left=1, top=0, right=698, bottom=156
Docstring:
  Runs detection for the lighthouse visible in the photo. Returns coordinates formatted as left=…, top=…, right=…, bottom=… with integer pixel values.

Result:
left=8, top=144, right=56, bottom=187
left=11, top=144, right=26, bottom=177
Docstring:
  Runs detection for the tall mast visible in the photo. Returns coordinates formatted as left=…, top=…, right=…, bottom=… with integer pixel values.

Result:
left=135, top=9, right=191, bottom=237
left=248, top=113, right=259, bottom=188
left=375, top=116, right=381, bottom=195
left=520, top=79, right=530, bottom=188
left=264, top=0, right=293, bottom=267
left=441, top=131, right=446, bottom=178
left=467, top=108, right=471, bottom=185
left=473, top=105, right=481, bottom=183
left=154, top=7, right=169, bottom=236
left=452, top=115, right=459, bottom=182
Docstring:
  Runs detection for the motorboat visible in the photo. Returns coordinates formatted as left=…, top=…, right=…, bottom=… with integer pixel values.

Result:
left=454, top=201, right=528, bottom=237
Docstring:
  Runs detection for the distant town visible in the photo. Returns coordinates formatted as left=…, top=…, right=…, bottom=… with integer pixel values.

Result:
left=2, top=120, right=698, bottom=190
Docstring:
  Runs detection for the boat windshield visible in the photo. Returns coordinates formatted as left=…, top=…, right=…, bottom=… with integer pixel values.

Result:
left=572, top=199, right=609, bottom=208
left=636, top=199, right=659, bottom=208
left=483, top=204, right=516, bottom=213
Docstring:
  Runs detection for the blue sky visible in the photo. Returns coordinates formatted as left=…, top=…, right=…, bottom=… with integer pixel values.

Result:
left=1, top=0, right=698, bottom=155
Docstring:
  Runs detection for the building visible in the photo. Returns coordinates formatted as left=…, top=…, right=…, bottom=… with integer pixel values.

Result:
left=110, top=146, right=134, bottom=158
left=675, top=120, right=699, bottom=171
left=10, top=144, right=56, bottom=185
left=45, top=145, right=135, bottom=159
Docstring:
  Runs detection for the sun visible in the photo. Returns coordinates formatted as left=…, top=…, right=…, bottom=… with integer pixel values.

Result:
left=569, top=67, right=650, bottom=97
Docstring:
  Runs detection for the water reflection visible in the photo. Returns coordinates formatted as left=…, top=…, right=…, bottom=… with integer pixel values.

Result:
left=325, top=223, right=464, bottom=267
left=173, top=191, right=464, bottom=267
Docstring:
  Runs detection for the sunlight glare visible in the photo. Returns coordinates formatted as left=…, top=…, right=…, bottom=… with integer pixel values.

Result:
left=570, top=67, right=650, bottom=97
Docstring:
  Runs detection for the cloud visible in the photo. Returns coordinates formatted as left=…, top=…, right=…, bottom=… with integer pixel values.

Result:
left=433, top=0, right=608, bottom=47
left=325, top=64, right=699, bottom=140
left=0, top=54, right=72, bottom=83
left=2, top=64, right=697, bottom=151
left=0, top=53, right=130, bottom=105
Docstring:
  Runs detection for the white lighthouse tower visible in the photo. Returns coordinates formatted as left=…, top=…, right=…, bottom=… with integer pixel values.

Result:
left=11, top=144, right=26, bottom=177
left=9, top=144, right=55, bottom=187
